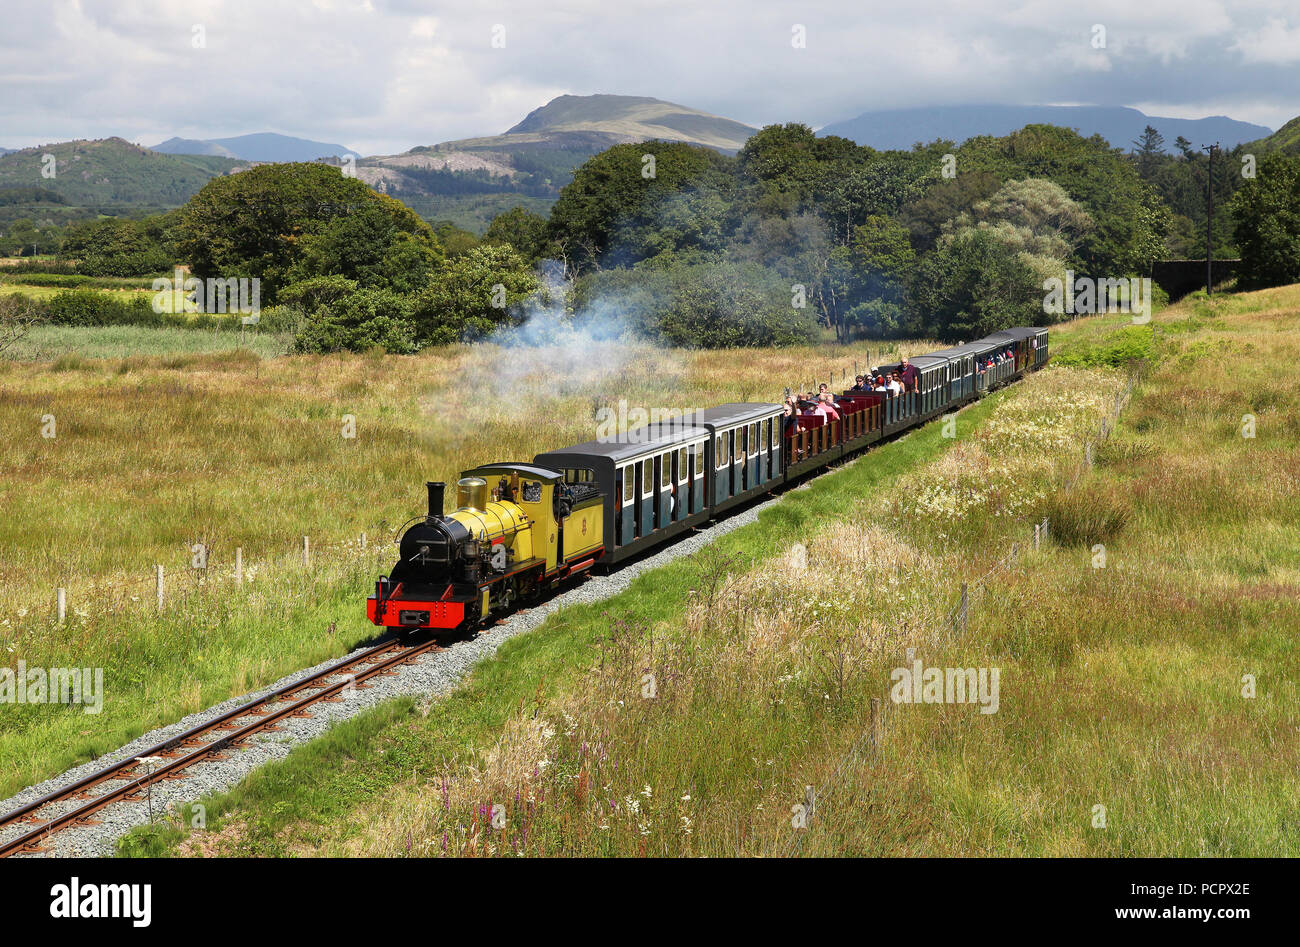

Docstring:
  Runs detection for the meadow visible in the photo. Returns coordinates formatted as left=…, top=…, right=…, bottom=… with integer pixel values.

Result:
left=115, top=285, right=1300, bottom=858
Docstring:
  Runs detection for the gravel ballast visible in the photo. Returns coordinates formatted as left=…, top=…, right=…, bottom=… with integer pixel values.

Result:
left=0, top=486, right=794, bottom=858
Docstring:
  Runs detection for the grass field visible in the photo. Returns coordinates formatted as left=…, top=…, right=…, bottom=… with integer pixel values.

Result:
left=4, top=284, right=1297, bottom=856
left=0, top=280, right=197, bottom=313
left=112, top=284, right=1300, bottom=858
left=0, top=334, right=919, bottom=798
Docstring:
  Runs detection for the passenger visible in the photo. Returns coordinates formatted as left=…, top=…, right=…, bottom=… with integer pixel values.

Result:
left=851, top=374, right=867, bottom=391
left=873, top=374, right=889, bottom=394
left=899, top=356, right=920, bottom=394
left=819, top=392, right=841, bottom=421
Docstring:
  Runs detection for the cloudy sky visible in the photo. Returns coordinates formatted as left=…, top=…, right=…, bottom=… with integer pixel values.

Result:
left=1, top=0, right=1297, bottom=155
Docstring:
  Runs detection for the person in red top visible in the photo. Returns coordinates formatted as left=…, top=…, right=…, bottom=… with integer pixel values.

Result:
left=899, top=356, right=920, bottom=393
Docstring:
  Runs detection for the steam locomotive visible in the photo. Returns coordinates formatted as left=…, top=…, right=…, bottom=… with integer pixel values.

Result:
left=368, top=326, right=1050, bottom=634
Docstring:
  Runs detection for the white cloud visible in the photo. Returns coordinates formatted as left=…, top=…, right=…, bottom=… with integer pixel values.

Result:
left=1232, top=17, right=1300, bottom=64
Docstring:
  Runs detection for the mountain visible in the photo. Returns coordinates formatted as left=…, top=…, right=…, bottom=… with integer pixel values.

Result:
left=150, top=132, right=356, bottom=162
left=819, top=105, right=1272, bottom=152
left=354, top=94, right=758, bottom=230
left=150, top=137, right=240, bottom=158
left=1244, top=115, right=1300, bottom=155
left=0, top=147, right=14, bottom=156
left=0, top=137, right=247, bottom=208
left=504, top=94, right=757, bottom=151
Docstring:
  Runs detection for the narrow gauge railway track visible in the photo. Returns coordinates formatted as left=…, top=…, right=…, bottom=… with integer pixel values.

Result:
left=0, top=636, right=442, bottom=857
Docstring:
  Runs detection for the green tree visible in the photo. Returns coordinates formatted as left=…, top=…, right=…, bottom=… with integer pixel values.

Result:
left=177, top=163, right=431, bottom=303
left=1231, top=153, right=1300, bottom=289
left=410, top=244, right=539, bottom=346
left=546, top=141, right=733, bottom=272
left=58, top=216, right=174, bottom=275
left=576, top=261, right=817, bottom=348
left=1131, top=125, right=1166, bottom=175
left=909, top=228, right=1043, bottom=341
left=285, top=202, right=442, bottom=294
left=484, top=206, right=551, bottom=262
left=955, top=125, right=1168, bottom=274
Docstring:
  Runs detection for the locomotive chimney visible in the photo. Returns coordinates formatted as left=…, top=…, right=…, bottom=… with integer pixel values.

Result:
left=426, top=481, right=445, bottom=519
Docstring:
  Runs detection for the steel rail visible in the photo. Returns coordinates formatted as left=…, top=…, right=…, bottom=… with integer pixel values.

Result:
left=0, top=637, right=437, bottom=857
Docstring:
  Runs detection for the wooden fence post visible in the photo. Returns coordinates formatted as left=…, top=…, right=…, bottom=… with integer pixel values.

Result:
left=960, top=582, right=969, bottom=634
left=870, top=697, right=883, bottom=751
left=360, top=532, right=367, bottom=550
left=235, top=547, right=243, bottom=586
left=302, top=536, right=310, bottom=568
left=156, top=565, right=164, bottom=610
left=57, top=587, right=66, bottom=625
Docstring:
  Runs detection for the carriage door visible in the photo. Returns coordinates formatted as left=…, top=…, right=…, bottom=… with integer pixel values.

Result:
left=728, top=426, right=738, bottom=491
left=759, top=419, right=770, bottom=483
left=619, top=465, right=634, bottom=545
left=638, top=459, right=654, bottom=537
left=713, top=433, right=728, bottom=503
left=693, top=440, right=705, bottom=513
left=658, top=452, right=672, bottom=528
left=681, top=447, right=691, bottom=520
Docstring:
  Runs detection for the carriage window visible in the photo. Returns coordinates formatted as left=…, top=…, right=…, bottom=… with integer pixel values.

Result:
left=763, top=418, right=771, bottom=450
left=622, top=465, right=633, bottom=504
left=660, top=453, right=671, bottom=489
left=750, top=423, right=760, bottom=455
left=678, top=447, right=688, bottom=483
left=522, top=481, right=542, bottom=503
left=642, top=461, right=654, bottom=497
left=694, top=441, right=704, bottom=477
left=715, top=434, right=729, bottom=468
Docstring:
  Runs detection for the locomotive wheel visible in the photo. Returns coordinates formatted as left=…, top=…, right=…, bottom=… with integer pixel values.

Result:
left=498, top=577, right=516, bottom=610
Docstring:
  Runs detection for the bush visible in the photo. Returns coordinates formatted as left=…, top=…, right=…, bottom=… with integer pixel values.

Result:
left=46, top=289, right=188, bottom=328
left=0, top=259, right=81, bottom=275
left=1036, top=483, right=1133, bottom=548
left=1052, top=325, right=1155, bottom=369
left=292, top=288, right=417, bottom=354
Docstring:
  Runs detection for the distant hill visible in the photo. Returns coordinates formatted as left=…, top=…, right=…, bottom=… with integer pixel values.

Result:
left=151, top=132, right=356, bottom=162
left=0, top=137, right=248, bottom=208
left=0, top=147, right=14, bottom=156
left=504, top=94, right=757, bottom=151
left=820, top=105, right=1272, bottom=152
left=355, top=93, right=757, bottom=230
left=1244, top=115, right=1300, bottom=155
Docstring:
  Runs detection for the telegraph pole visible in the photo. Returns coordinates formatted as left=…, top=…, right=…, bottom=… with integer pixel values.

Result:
left=1203, top=143, right=1219, bottom=295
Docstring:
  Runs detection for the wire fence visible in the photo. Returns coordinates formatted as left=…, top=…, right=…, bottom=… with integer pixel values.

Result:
left=30, top=529, right=397, bottom=626
left=785, top=367, right=1141, bottom=856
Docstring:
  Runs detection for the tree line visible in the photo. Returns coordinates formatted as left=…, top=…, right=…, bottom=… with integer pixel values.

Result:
left=7, top=120, right=1300, bottom=350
